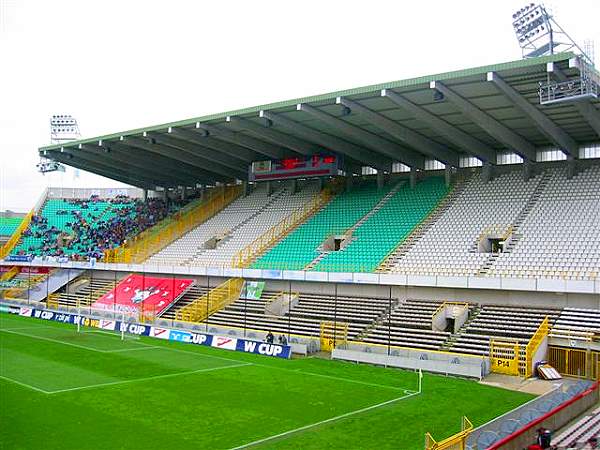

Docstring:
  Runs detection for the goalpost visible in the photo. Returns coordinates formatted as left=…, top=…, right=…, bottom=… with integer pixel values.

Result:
left=75, top=305, right=141, bottom=342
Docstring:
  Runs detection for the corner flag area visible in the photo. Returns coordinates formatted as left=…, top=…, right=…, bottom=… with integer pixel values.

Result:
left=1, top=314, right=532, bottom=450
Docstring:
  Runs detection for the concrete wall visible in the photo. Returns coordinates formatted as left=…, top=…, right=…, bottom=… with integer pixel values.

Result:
left=51, top=269, right=600, bottom=311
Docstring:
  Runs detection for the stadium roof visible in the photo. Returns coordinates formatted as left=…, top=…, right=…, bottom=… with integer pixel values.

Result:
left=39, top=52, right=600, bottom=189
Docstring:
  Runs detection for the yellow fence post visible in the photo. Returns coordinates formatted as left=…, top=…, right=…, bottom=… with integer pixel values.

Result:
left=424, top=416, right=473, bottom=450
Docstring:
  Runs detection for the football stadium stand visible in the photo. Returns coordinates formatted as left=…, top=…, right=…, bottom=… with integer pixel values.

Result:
left=252, top=180, right=394, bottom=271
left=487, top=164, right=600, bottom=280
left=10, top=194, right=185, bottom=259
left=146, top=180, right=320, bottom=266
left=552, top=406, right=600, bottom=449
left=0, top=217, right=23, bottom=239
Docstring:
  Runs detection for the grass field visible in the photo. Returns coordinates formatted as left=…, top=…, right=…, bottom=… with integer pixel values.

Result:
left=0, top=313, right=534, bottom=450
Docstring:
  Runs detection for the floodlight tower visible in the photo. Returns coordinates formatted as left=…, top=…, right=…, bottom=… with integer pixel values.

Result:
left=512, top=3, right=590, bottom=62
left=38, top=115, right=81, bottom=173
left=512, top=3, right=599, bottom=105
left=50, top=114, right=81, bottom=144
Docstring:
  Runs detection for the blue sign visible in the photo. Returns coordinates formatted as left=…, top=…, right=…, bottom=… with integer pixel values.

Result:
left=236, top=339, right=291, bottom=359
left=5, top=255, right=33, bottom=262
left=1, top=306, right=290, bottom=359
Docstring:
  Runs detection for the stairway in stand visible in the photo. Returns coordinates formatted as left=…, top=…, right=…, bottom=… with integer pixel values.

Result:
left=377, top=178, right=467, bottom=272
left=304, top=182, right=404, bottom=270
left=476, top=169, right=552, bottom=276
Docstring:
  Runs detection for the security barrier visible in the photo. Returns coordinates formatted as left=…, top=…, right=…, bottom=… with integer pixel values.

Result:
left=0, top=267, right=19, bottom=282
left=320, top=321, right=348, bottom=352
left=490, top=339, right=521, bottom=376
left=104, top=184, right=242, bottom=264
left=232, top=186, right=335, bottom=268
left=425, top=416, right=473, bottom=450
left=175, top=278, right=243, bottom=323
left=524, top=316, right=549, bottom=378
left=548, top=346, right=600, bottom=380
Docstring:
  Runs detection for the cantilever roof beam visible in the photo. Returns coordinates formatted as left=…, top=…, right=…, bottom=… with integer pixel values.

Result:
left=431, top=81, right=537, bottom=162
left=145, top=132, right=248, bottom=174
left=336, top=96, right=459, bottom=167
left=47, top=151, right=159, bottom=189
left=195, top=123, right=287, bottom=160
left=548, top=62, right=600, bottom=138
left=123, top=136, right=233, bottom=182
left=487, top=71, right=579, bottom=156
left=381, top=89, right=497, bottom=163
left=167, top=128, right=259, bottom=163
left=260, top=110, right=392, bottom=172
left=79, top=143, right=201, bottom=186
left=225, top=116, right=316, bottom=156
left=297, top=103, right=424, bottom=169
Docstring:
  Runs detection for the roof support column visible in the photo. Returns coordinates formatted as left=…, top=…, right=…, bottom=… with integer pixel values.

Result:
left=567, top=154, right=578, bottom=179
left=482, top=161, right=494, bottom=183
left=522, top=160, right=534, bottom=182
left=290, top=179, right=298, bottom=194
left=445, top=166, right=452, bottom=187
left=377, top=171, right=385, bottom=190
left=410, top=167, right=417, bottom=189
left=345, top=175, right=354, bottom=192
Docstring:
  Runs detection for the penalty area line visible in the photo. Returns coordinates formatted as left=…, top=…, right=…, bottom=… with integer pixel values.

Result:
left=46, top=362, right=253, bottom=395
left=0, top=374, right=52, bottom=394
left=228, top=390, right=421, bottom=450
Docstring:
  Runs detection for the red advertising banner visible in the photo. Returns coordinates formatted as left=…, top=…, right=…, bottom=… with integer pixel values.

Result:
left=92, top=274, right=194, bottom=315
left=0, top=266, right=50, bottom=274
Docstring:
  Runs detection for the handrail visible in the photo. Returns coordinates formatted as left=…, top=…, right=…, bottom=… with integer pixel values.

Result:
left=0, top=267, right=19, bottom=282
left=425, top=416, right=473, bottom=450
left=0, top=210, right=34, bottom=259
left=525, top=316, right=549, bottom=378
left=104, top=184, right=242, bottom=264
left=549, top=328, right=596, bottom=342
left=175, top=278, right=243, bottom=323
left=231, top=186, right=335, bottom=269
left=376, top=179, right=457, bottom=273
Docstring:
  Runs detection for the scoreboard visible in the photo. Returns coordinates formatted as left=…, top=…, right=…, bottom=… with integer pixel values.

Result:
left=249, top=154, right=342, bottom=181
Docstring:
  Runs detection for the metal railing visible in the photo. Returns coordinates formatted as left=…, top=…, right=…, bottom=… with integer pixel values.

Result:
left=425, top=416, right=473, bottom=450
left=175, top=278, right=243, bottom=323
left=231, top=186, right=335, bottom=269
left=0, top=210, right=34, bottom=259
left=524, top=316, right=549, bottom=378
left=104, top=185, right=242, bottom=264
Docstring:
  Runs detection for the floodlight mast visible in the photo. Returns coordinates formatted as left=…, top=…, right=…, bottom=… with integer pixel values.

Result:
left=512, top=3, right=599, bottom=105
left=38, top=114, right=81, bottom=173
left=512, top=3, right=592, bottom=64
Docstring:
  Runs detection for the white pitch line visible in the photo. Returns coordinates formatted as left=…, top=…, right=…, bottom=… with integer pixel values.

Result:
left=0, top=374, right=52, bottom=394
left=228, top=390, right=421, bottom=449
left=142, top=345, right=411, bottom=392
left=281, top=369, right=409, bottom=392
left=0, top=328, right=115, bottom=353
left=0, top=329, right=149, bottom=353
left=105, top=346, right=161, bottom=353
left=47, top=362, right=253, bottom=394
left=0, top=325, right=60, bottom=332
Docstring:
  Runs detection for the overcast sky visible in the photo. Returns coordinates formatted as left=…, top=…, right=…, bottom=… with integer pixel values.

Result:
left=1, top=0, right=599, bottom=212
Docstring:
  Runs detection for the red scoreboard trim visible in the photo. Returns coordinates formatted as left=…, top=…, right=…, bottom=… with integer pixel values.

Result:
left=252, top=168, right=332, bottom=180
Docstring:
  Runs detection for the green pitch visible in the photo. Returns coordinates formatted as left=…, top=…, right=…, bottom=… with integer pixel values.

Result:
left=0, top=313, right=533, bottom=450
